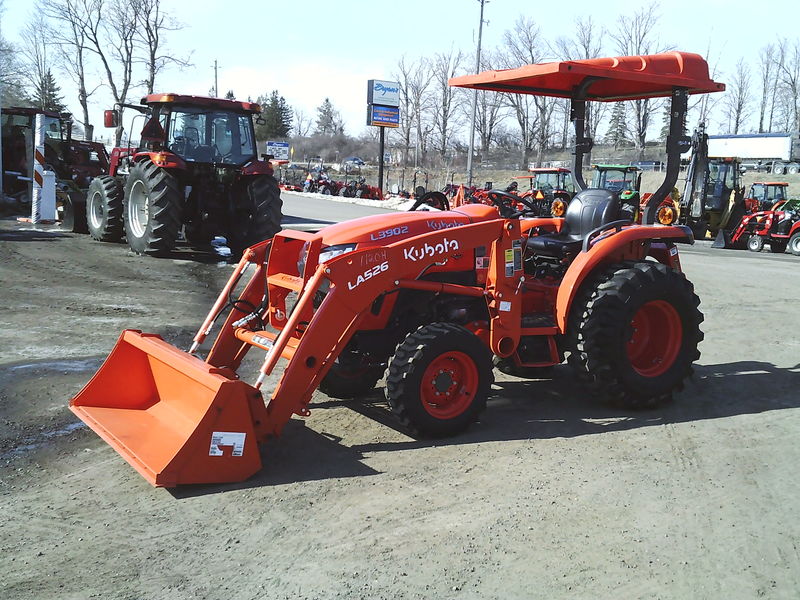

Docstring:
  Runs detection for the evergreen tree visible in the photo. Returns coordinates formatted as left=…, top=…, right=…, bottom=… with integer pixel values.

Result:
left=256, top=90, right=293, bottom=139
left=606, top=103, right=630, bottom=149
left=659, top=106, right=670, bottom=141
left=314, top=98, right=344, bottom=135
left=32, top=69, right=67, bottom=113
left=225, top=90, right=236, bottom=100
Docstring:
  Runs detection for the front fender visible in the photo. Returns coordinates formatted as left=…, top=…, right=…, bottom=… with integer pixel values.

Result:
left=555, top=224, right=693, bottom=332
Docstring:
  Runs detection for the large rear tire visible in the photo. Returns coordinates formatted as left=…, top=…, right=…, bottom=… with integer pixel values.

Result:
left=123, top=159, right=182, bottom=256
left=86, top=175, right=124, bottom=241
left=59, top=189, right=88, bottom=233
left=228, top=175, right=282, bottom=258
left=386, top=323, right=492, bottom=437
left=567, top=261, right=703, bottom=409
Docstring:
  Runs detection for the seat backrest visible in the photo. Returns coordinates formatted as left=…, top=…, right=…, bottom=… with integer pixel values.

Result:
left=564, top=189, right=619, bottom=237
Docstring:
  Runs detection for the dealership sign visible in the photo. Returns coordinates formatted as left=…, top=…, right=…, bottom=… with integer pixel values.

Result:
left=265, top=141, right=289, bottom=160
left=367, top=80, right=400, bottom=107
left=367, top=105, right=400, bottom=128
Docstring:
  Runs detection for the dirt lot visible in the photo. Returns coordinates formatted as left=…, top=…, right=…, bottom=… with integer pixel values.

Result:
left=1, top=216, right=799, bottom=600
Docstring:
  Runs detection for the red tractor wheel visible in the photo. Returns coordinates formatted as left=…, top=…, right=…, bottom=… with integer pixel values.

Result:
left=568, top=261, right=703, bottom=408
left=386, top=323, right=493, bottom=437
left=747, top=235, right=764, bottom=253
left=227, top=175, right=283, bottom=258
left=86, top=175, right=124, bottom=242
left=123, top=159, right=182, bottom=255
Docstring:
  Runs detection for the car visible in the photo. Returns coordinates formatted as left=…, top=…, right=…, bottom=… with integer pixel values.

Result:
left=343, top=156, right=365, bottom=166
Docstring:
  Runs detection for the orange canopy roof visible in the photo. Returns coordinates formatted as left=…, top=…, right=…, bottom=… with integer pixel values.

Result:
left=449, top=52, right=724, bottom=101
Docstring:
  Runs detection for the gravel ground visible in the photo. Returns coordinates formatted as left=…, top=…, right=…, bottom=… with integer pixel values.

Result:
left=1, top=214, right=799, bottom=600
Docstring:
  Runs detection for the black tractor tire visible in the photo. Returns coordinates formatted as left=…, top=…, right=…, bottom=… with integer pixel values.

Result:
left=386, top=322, right=493, bottom=437
left=184, top=223, right=213, bottom=246
left=567, top=261, right=703, bottom=409
left=789, top=232, right=800, bottom=256
left=59, top=189, right=88, bottom=233
left=123, top=159, right=182, bottom=256
left=227, top=175, right=283, bottom=258
left=690, top=221, right=707, bottom=241
left=319, top=354, right=386, bottom=399
left=770, top=240, right=788, bottom=254
left=86, top=175, right=124, bottom=241
left=747, top=235, right=764, bottom=253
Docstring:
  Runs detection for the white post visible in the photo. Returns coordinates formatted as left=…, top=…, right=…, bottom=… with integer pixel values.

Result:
left=41, top=170, right=57, bottom=220
left=31, top=113, right=47, bottom=224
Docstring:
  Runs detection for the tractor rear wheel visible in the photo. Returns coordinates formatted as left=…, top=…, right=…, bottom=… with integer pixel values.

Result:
left=747, top=235, right=764, bottom=252
left=86, top=175, right=124, bottom=241
left=228, top=175, right=282, bottom=258
left=567, top=261, right=703, bottom=409
left=59, top=188, right=88, bottom=233
left=386, top=323, right=492, bottom=437
left=123, top=159, right=182, bottom=255
left=789, top=232, right=800, bottom=256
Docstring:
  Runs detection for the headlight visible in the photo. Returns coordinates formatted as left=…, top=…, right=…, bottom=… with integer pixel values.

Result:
left=318, top=243, right=357, bottom=264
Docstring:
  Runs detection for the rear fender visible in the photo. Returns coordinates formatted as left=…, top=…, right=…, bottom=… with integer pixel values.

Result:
left=241, top=159, right=274, bottom=176
left=555, top=225, right=693, bottom=332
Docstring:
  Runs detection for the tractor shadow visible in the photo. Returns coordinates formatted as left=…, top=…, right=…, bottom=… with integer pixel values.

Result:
left=347, top=360, right=800, bottom=453
left=0, top=226, right=71, bottom=242
left=170, top=360, right=800, bottom=497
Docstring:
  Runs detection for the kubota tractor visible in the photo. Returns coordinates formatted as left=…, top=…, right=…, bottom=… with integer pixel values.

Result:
left=86, top=94, right=282, bottom=256
left=70, top=51, right=722, bottom=487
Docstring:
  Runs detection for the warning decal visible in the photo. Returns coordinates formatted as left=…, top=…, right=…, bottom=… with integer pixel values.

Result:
left=209, top=431, right=247, bottom=457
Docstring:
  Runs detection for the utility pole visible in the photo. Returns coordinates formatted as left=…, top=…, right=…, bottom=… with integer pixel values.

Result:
left=466, top=0, right=487, bottom=187
left=212, top=60, right=219, bottom=97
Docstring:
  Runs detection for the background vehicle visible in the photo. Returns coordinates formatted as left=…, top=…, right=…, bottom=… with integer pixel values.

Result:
left=707, top=132, right=800, bottom=175
left=69, top=50, right=721, bottom=487
left=745, top=181, right=789, bottom=212
left=87, top=94, right=282, bottom=257
left=590, top=164, right=642, bottom=220
left=1, top=106, right=108, bottom=230
left=513, top=167, right=575, bottom=216
left=728, top=204, right=800, bottom=254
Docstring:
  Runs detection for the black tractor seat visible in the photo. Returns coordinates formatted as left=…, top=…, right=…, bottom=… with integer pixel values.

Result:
left=525, top=188, right=622, bottom=259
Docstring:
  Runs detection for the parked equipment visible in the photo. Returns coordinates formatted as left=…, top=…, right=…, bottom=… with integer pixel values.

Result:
left=745, top=181, right=789, bottom=213
left=513, top=167, right=575, bottom=216
left=70, top=51, right=721, bottom=486
left=707, top=132, right=800, bottom=175
left=88, top=94, right=282, bottom=256
left=1, top=107, right=109, bottom=230
left=727, top=201, right=800, bottom=254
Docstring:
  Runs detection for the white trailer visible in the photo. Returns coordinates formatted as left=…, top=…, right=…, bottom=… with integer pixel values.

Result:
left=707, top=133, right=800, bottom=174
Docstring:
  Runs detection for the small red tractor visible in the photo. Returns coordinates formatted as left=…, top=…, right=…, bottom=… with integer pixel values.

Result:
left=70, top=51, right=721, bottom=486
left=513, top=167, right=576, bottom=217
left=727, top=198, right=800, bottom=254
left=86, top=94, right=282, bottom=256
left=1, top=106, right=109, bottom=230
left=744, top=181, right=789, bottom=213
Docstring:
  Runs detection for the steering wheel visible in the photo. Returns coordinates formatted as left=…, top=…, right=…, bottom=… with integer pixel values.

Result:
left=486, top=189, right=537, bottom=218
left=409, top=191, right=450, bottom=211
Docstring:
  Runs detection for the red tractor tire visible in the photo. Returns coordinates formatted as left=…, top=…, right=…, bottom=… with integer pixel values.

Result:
left=386, top=322, right=493, bottom=437
left=227, top=175, right=283, bottom=258
left=123, top=159, right=182, bottom=256
left=567, top=261, right=703, bottom=409
left=86, top=175, right=124, bottom=242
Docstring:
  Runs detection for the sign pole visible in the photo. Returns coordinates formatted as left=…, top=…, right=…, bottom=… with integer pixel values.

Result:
left=378, top=126, right=385, bottom=194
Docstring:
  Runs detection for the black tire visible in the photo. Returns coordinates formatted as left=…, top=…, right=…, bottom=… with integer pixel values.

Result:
left=747, top=235, right=764, bottom=253
left=184, top=223, right=213, bottom=246
left=386, top=323, right=493, bottom=437
left=86, top=175, right=124, bottom=241
left=319, top=353, right=385, bottom=399
left=770, top=240, right=787, bottom=254
left=59, top=189, right=88, bottom=233
left=690, top=221, right=707, bottom=241
left=123, top=159, right=182, bottom=255
left=227, top=175, right=283, bottom=258
left=567, top=261, right=703, bottom=409
left=789, top=232, right=800, bottom=256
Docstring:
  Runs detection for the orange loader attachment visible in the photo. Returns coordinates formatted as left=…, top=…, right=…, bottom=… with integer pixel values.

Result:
left=69, top=330, right=269, bottom=487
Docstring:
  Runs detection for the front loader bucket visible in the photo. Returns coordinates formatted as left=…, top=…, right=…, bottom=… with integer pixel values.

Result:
left=712, top=229, right=733, bottom=249
left=70, top=330, right=268, bottom=487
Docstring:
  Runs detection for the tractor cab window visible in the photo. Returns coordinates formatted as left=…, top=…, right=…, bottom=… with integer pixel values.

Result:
left=533, top=172, right=558, bottom=191
left=166, top=107, right=256, bottom=165
left=43, top=117, right=64, bottom=141
left=592, top=168, right=636, bottom=192
left=767, top=185, right=785, bottom=202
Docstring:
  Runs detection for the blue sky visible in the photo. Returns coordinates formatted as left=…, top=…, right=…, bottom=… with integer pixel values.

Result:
left=1, top=0, right=797, bottom=140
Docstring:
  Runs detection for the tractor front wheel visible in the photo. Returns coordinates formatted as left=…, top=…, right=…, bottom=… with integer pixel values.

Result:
left=789, top=232, right=800, bottom=256
left=228, top=175, right=283, bottom=258
left=386, top=323, right=492, bottom=437
left=319, top=352, right=386, bottom=399
left=568, top=261, right=703, bottom=409
left=747, top=235, right=764, bottom=253
left=123, top=159, right=182, bottom=255
left=86, top=175, right=124, bottom=241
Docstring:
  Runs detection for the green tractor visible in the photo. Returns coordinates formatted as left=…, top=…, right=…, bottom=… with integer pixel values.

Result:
left=590, top=164, right=641, bottom=220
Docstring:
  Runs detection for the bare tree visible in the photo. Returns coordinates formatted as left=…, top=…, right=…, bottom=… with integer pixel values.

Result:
left=498, top=15, right=556, bottom=167
left=553, top=16, right=606, bottom=160
left=757, top=45, right=778, bottom=132
left=723, top=58, right=752, bottom=134
left=776, top=38, right=800, bottom=132
left=609, top=2, right=669, bottom=157
left=467, top=51, right=506, bottom=161
left=430, top=47, right=464, bottom=161
left=19, top=16, right=51, bottom=106
left=132, top=0, right=190, bottom=94
left=0, top=1, right=29, bottom=105
left=394, top=55, right=434, bottom=171
left=292, top=108, right=312, bottom=137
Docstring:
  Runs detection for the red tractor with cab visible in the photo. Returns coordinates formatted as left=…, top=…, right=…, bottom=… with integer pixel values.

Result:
left=87, top=94, right=282, bottom=256
left=70, top=51, right=721, bottom=487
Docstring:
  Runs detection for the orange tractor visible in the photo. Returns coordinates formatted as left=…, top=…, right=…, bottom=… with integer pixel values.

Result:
left=513, top=167, right=576, bottom=217
left=70, top=51, right=722, bottom=487
left=86, top=94, right=282, bottom=256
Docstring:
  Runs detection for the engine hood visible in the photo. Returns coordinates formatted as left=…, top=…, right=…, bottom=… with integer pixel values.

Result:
left=317, top=204, right=500, bottom=248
